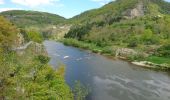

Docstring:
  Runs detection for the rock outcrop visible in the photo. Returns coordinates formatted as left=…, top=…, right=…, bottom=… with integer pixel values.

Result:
left=123, top=2, right=144, bottom=19
left=116, top=48, right=137, bottom=57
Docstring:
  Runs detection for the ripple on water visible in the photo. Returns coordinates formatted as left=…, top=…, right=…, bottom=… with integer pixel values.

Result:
left=93, top=75, right=170, bottom=100
left=44, top=41, right=170, bottom=100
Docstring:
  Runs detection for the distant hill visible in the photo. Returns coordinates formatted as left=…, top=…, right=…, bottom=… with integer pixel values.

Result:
left=0, top=10, right=66, bottom=28
left=69, top=0, right=170, bottom=24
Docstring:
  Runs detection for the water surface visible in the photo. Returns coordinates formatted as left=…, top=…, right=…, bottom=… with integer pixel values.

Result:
left=44, top=40, right=170, bottom=100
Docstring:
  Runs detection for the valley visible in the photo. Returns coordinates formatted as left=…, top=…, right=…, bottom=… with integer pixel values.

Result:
left=0, top=0, right=170, bottom=100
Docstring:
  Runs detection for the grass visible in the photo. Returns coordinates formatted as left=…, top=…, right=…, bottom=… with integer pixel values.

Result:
left=60, top=38, right=116, bottom=56
left=146, top=56, right=170, bottom=65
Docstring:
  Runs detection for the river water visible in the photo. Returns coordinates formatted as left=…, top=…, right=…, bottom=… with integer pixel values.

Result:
left=44, top=40, right=170, bottom=100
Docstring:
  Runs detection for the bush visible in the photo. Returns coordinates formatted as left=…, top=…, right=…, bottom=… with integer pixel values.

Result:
left=73, top=81, right=89, bottom=100
left=27, top=29, right=43, bottom=43
left=156, top=44, right=170, bottom=58
left=0, top=16, right=18, bottom=50
left=127, top=52, right=146, bottom=61
left=64, top=24, right=92, bottom=40
left=141, top=29, right=159, bottom=45
left=35, top=55, right=50, bottom=64
left=128, top=41, right=138, bottom=47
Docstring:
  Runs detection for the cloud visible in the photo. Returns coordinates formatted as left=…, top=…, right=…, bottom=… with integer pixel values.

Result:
left=11, top=0, right=61, bottom=7
left=92, top=0, right=114, bottom=5
left=0, top=8, right=21, bottom=12
left=0, top=0, right=4, bottom=4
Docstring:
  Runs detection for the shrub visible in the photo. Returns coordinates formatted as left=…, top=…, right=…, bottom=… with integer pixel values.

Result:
left=27, top=29, right=43, bottom=43
left=0, top=16, right=18, bottom=50
left=128, top=41, right=138, bottom=47
left=156, top=44, right=170, bottom=58
left=73, top=81, right=89, bottom=100
left=35, top=55, right=50, bottom=64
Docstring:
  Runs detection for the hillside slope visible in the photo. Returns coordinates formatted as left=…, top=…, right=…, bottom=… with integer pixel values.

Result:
left=65, top=0, right=170, bottom=44
left=0, top=10, right=66, bottom=28
left=64, top=0, right=170, bottom=67
left=69, top=0, right=170, bottom=24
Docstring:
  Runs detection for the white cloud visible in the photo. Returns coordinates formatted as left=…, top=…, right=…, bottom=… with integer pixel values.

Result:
left=0, top=0, right=4, bottom=4
left=92, top=0, right=114, bottom=5
left=11, top=0, right=60, bottom=7
left=0, top=8, right=21, bottom=12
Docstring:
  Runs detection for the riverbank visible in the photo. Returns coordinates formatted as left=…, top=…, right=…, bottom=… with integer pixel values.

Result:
left=131, top=61, right=170, bottom=70
left=59, top=38, right=170, bottom=71
left=59, top=38, right=116, bottom=56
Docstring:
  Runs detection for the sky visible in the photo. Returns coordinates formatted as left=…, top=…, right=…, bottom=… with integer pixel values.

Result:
left=0, top=0, right=170, bottom=18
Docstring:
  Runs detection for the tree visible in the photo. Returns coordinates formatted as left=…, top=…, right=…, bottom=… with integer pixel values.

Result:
left=141, top=29, right=159, bottom=45
left=0, top=16, right=19, bottom=50
left=27, top=29, right=43, bottom=43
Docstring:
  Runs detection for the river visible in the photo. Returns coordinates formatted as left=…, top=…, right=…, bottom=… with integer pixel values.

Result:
left=43, top=40, right=170, bottom=100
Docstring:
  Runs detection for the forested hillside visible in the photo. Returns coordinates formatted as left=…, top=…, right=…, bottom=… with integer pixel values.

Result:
left=70, top=0, right=170, bottom=24
left=0, top=10, right=71, bottom=41
left=0, top=10, right=66, bottom=28
left=64, top=0, right=170, bottom=69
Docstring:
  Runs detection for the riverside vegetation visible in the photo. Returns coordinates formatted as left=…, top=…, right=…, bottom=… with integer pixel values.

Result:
left=0, top=16, right=89, bottom=100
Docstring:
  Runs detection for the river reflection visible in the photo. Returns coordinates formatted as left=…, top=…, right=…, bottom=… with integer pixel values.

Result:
left=44, top=40, right=170, bottom=100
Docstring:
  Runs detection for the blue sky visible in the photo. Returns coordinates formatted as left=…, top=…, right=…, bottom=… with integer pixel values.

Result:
left=0, top=0, right=170, bottom=18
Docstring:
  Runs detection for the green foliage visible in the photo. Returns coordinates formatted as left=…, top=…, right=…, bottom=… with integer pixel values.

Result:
left=63, top=0, right=170, bottom=67
left=0, top=16, right=18, bottom=50
left=20, top=29, right=30, bottom=42
left=140, top=29, right=159, bottom=45
left=0, top=10, right=66, bottom=28
left=65, top=0, right=170, bottom=51
left=69, top=0, right=138, bottom=24
left=146, top=56, right=170, bottom=64
left=67, top=16, right=169, bottom=48
left=35, top=55, right=50, bottom=64
left=128, top=41, right=138, bottom=48
left=141, top=29, right=153, bottom=41
left=0, top=45, right=73, bottom=100
left=65, top=24, right=92, bottom=40
left=66, top=0, right=170, bottom=47
left=156, top=44, right=170, bottom=58
left=0, top=51, right=18, bottom=99
left=62, top=38, right=116, bottom=56
left=56, top=65, right=66, bottom=77
left=0, top=17, right=21, bottom=98
left=0, top=18, right=73, bottom=99
left=127, top=52, right=146, bottom=61
left=27, top=29, right=43, bottom=43
left=73, top=81, right=89, bottom=100
left=150, top=0, right=170, bottom=14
